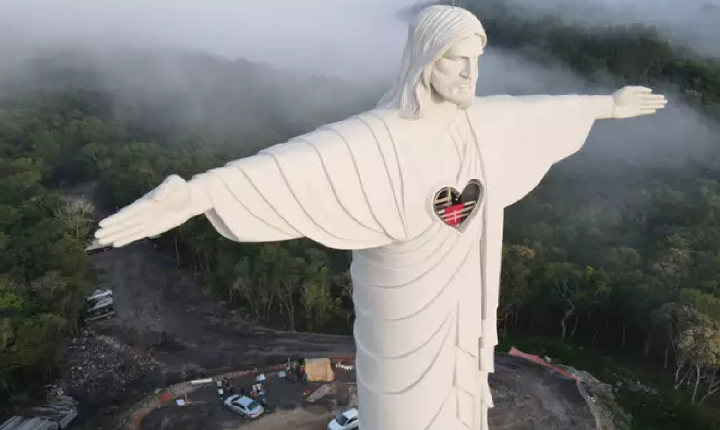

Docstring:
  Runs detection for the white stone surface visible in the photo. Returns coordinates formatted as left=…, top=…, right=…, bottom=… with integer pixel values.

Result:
left=96, top=5, right=666, bottom=430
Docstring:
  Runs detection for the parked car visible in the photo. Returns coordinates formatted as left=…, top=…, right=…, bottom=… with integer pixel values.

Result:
left=82, top=289, right=115, bottom=323
left=328, top=407, right=360, bottom=430
left=224, top=395, right=264, bottom=419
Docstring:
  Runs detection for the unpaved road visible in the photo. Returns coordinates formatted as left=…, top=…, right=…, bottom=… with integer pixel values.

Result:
left=69, top=240, right=354, bottom=429
left=90, top=242, right=354, bottom=372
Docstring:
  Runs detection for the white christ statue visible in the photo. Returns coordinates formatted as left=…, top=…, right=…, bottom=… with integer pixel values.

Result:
left=95, top=5, right=667, bottom=430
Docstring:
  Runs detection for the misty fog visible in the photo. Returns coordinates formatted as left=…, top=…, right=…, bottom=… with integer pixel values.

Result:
left=490, top=0, right=720, bottom=59
left=0, top=0, right=717, bottom=168
left=477, top=50, right=718, bottom=168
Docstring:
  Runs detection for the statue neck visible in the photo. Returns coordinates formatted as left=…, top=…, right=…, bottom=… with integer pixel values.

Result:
left=423, top=97, right=466, bottom=128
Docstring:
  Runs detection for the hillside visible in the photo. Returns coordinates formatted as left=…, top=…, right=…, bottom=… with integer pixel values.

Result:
left=2, top=3, right=720, bottom=430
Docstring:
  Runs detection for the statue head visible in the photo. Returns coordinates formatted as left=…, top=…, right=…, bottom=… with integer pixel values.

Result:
left=378, top=5, right=487, bottom=119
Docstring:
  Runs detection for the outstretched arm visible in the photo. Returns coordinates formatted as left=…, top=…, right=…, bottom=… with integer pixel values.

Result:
left=96, top=115, right=408, bottom=250
left=471, top=86, right=666, bottom=208
left=518, top=86, right=667, bottom=121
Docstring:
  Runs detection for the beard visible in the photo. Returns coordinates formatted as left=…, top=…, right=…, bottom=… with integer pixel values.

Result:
left=433, top=82, right=475, bottom=109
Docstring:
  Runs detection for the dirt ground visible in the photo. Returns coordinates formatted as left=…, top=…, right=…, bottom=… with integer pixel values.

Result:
left=64, top=241, right=355, bottom=428
left=488, top=355, right=599, bottom=430
left=141, top=405, right=336, bottom=430
left=89, top=242, right=354, bottom=371
left=135, top=355, right=604, bottom=430
left=140, top=368, right=357, bottom=430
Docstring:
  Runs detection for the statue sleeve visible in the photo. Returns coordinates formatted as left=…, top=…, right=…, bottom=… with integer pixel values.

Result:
left=190, top=115, right=408, bottom=250
left=472, top=95, right=610, bottom=208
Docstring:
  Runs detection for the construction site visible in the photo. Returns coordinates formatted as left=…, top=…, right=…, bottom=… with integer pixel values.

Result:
left=2, top=186, right=626, bottom=430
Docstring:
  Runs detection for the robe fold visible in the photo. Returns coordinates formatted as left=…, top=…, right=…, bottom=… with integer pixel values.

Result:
left=193, top=94, right=603, bottom=430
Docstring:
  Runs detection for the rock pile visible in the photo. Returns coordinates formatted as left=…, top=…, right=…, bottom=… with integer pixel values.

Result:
left=58, top=328, right=159, bottom=408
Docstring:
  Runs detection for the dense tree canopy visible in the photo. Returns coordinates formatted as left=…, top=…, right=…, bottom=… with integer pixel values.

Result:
left=2, top=5, right=720, bottom=429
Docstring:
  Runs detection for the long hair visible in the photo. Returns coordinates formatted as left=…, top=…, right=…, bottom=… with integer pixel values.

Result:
left=377, top=5, right=487, bottom=119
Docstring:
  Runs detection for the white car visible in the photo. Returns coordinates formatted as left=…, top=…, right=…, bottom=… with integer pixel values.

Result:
left=224, top=395, right=264, bottom=419
left=328, top=408, right=360, bottom=430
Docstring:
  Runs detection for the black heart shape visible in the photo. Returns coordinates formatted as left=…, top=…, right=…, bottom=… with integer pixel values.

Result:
left=433, top=179, right=484, bottom=229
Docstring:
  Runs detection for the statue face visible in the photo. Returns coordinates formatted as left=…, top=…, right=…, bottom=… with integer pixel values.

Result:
left=430, top=35, right=484, bottom=109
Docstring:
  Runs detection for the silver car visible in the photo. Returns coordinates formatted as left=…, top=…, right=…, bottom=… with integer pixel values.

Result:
left=224, top=395, right=264, bottom=419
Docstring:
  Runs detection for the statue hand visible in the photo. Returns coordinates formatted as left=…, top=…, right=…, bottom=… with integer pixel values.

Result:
left=611, top=86, right=667, bottom=119
left=95, top=175, right=198, bottom=247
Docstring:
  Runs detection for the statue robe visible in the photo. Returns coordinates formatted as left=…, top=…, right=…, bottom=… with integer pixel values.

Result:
left=192, top=94, right=606, bottom=430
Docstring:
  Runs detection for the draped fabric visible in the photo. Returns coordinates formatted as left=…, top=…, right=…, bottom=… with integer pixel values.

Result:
left=193, top=95, right=601, bottom=430
left=352, top=110, right=490, bottom=430
left=195, top=112, right=408, bottom=249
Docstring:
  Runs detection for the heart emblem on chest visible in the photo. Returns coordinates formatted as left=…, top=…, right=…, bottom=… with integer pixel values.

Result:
left=433, top=179, right=484, bottom=229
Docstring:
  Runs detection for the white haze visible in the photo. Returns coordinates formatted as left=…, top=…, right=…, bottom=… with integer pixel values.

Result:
left=477, top=51, right=718, bottom=167
left=0, top=0, right=717, bottom=167
left=495, top=0, right=720, bottom=59
left=0, top=0, right=415, bottom=81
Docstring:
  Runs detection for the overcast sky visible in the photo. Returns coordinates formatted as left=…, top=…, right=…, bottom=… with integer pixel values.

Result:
left=0, top=0, right=417, bottom=80
left=2, top=0, right=717, bottom=79
left=0, top=0, right=717, bottom=167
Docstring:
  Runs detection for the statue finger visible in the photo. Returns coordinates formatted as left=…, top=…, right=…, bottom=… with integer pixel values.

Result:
left=95, top=219, right=146, bottom=242
left=97, top=223, right=146, bottom=243
left=143, top=223, right=170, bottom=239
left=99, top=200, right=153, bottom=228
left=643, top=103, right=667, bottom=110
left=114, top=233, right=147, bottom=248
left=641, top=104, right=664, bottom=110
left=631, top=86, right=652, bottom=94
left=99, top=225, right=146, bottom=247
left=642, top=94, right=666, bottom=102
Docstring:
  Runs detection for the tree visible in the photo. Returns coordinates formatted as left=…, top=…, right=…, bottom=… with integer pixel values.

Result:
left=54, top=198, right=95, bottom=242
left=332, top=269, right=354, bottom=324
left=275, top=248, right=303, bottom=331
left=301, top=248, right=340, bottom=332
left=229, top=257, right=257, bottom=320
left=500, top=244, right=537, bottom=329
left=675, top=311, right=720, bottom=404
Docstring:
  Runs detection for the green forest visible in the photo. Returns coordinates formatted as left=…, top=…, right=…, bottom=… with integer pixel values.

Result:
left=3, top=2, right=720, bottom=429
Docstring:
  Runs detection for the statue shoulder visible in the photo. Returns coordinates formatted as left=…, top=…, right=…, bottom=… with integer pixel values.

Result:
left=469, top=95, right=524, bottom=124
left=280, top=109, right=408, bottom=152
left=354, top=108, right=409, bottom=132
left=471, top=95, right=518, bottom=110
left=321, top=108, right=414, bottom=140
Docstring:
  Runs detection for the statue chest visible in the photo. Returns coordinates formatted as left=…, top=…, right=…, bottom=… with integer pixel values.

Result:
left=397, top=116, right=486, bottom=237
